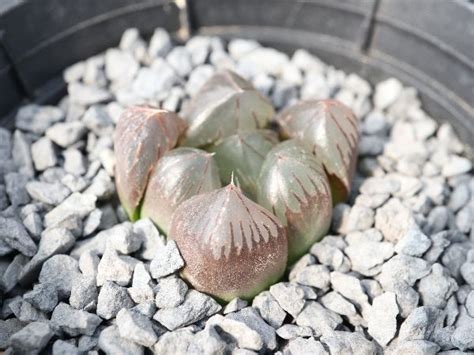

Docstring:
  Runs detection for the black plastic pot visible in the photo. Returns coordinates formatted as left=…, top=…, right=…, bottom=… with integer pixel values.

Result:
left=0, top=0, right=473, bottom=150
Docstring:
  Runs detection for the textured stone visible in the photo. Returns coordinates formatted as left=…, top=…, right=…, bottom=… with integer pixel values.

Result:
left=52, top=340, right=81, bottom=355
left=70, top=276, right=98, bottom=311
left=154, top=275, right=188, bottom=309
left=153, top=290, right=221, bottom=330
left=16, top=104, right=64, bottom=134
left=96, top=247, right=138, bottom=286
left=63, top=148, right=87, bottom=175
left=38, top=255, right=81, bottom=298
left=367, top=292, right=399, bottom=347
left=379, top=255, right=430, bottom=291
left=2, top=254, right=28, bottom=292
left=375, top=198, right=417, bottom=243
left=116, top=308, right=158, bottom=347
left=320, top=291, right=359, bottom=321
left=12, top=130, right=34, bottom=177
left=208, top=314, right=263, bottom=351
left=310, top=242, right=351, bottom=273
left=23, top=283, right=59, bottom=312
left=276, top=324, right=313, bottom=340
left=227, top=307, right=277, bottom=350
left=398, top=306, right=442, bottom=342
left=394, top=227, right=432, bottom=257
left=133, top=218, right=166, bottom=261
left=5, top=172, right=31, bottom=206
left=99, top=325, right=144, bottom=355
left=292, top=264, right=331, bottom=290
left=96, top=281, right=134, bottom=320
left=20, top=227, right=75, bottom=284
left=51, top=303, right=102, bottom=336
left=105, top=222, right=142, bottom=254
left=68, top=82, right=111, bottom=106
left=223, top=298, right=248, bottom=314
left=32, top=137, right=57, bottom=171
left=270, top=282, right=306, bottom=318
left=296, top=301, right=343, bottom=337
left=252, top=291, right=287, bottom=328
left=345, top=229, right=394, bottom=276
left=44, top=192, right=96, bottom=228
left=46, top=121, right=87, bottom=147
left=389, top=340, right=440, bottom=355
left=321, top=331, right=377, bottom=355
left=287, top=337, right=328, bottom=355
left=9, top=321, right=54, bottom=354
left=0, top=318, right=24, bottom=349
left=418, top=263, right=458, bottom=308
left=330, top=272, right=370, bottom=315
left=22, top=212, right=43, bottom=238
left=149, top=241, right=184, bottom=279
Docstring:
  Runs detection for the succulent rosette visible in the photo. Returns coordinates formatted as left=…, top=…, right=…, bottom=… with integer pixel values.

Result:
left=276, top=99, right=359, bottom=203
left=114, top=70, right=359, bottom=301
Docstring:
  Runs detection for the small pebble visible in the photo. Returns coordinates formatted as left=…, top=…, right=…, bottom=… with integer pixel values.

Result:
left=154, top=275, right=188, bottom=309
left=51, top=302, right=102, bottom=336
left=46, top=121, right=87, bottom=147
left=223, top=298, right=248, bottom=314
left=96, top=281, right=134, bottom=320
left=9, top=321, right=54, bottom=354
left=116, top=308, right=158, bottom=347
left=252, top=291, right=287, bottom=328
left=99, top=325, right=144, bottom=355
left=296, top=301, right=343, bottom=338
left=367, top=292, right=399, bottom=347
left=149, top=241, right=184, bottom=279
left=153, top=289, right=221, bottom=331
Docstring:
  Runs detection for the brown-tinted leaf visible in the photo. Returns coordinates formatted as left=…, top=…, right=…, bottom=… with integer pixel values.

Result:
left=141, top=148, right=221, bottom=234
left=276, top=99, right=359, bottom=203
left=114, top=106, right=186, bottom=220
left=182, top=70, right=275, bottom=147
left=169, top=183, right=288, bottom=301
left=257, top=140, right=332, bottom=263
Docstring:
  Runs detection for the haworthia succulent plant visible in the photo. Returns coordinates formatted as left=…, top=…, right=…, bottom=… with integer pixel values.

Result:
left=114, top=106, right=187, bottom=220
left=257, top=140, right=333, bottom=264
left=182, top=70, right=275, bottom=147
left=276, top=99, right=359, bottom=203
left=209, top=130, right=278, bottom=199
left=168, top=182, right=288, bottom=301
left=141, top=147, right=221, bottom=234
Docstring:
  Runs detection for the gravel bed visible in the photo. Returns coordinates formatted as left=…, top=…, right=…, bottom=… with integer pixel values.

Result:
left=0, top=27, right=473, bottom=354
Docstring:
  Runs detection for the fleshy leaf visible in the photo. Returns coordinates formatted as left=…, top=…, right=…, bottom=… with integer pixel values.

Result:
left=169, top=183, right=288, bottom=301
left=257, top=140, right=333, bottom=263
left=276, top=99, right=359, bottom=203
left=114, top=106, right=187, bottom=220
left=182, top=70, right=275, bottom=147
left=209, top=130, right=278, bottom=199
left=141, top=147, right=221, bottom=234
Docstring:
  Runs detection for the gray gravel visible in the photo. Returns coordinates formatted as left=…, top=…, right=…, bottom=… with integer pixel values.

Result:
left=0, top=27, right=472, bottom=354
